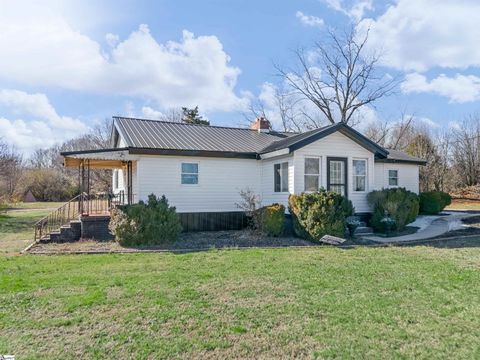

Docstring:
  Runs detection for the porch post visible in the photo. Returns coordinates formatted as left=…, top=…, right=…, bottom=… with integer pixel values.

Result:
left=80, top=160, right=85, bottom=214
left=127, top=161, right=133, bottom=205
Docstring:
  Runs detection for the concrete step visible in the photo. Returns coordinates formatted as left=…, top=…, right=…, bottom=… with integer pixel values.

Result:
left=354, top=226, right=374, bottom=235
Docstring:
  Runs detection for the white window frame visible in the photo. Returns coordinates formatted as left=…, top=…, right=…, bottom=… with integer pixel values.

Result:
left=388, top=169, right=399, bottom=187
left=181, top=162, right=199, bottom=185
left=274, top=161, right=289, bottom=193
left=352, top=158, right=368, bottom=193
left=304, top=156, right=321, bottom=192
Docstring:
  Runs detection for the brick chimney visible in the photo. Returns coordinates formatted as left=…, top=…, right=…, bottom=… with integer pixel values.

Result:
left=250, top=116, right=271, bottom=133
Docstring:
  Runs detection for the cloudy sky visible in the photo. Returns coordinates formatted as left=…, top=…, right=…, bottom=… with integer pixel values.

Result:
left=1, top=0, right=480, bottom=153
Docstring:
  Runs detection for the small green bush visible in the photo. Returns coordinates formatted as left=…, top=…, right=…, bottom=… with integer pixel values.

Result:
left=419, top=191, right=452, bottom=214
left=288, top=189, right=354, bottom=241
left=368, top=188, right=419, bottom=232
left=109, top=194, right=182, bottom=246
left=256, top=203, right=285, bottom=236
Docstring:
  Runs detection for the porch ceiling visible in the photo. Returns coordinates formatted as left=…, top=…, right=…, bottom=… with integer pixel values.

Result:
left=61, top=148, right=133, bottom=169
left=63, top=157, right=125, bottom=169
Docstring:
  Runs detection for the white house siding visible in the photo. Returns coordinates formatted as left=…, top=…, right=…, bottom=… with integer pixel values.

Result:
left=260, top=155, right=294, bottom=209
left=112, top=161, right=139, bottom=202
left=374, top=163, right=419, bottom=194
left=136, top=155, right=261, bottom=213
left=292, top=132, right=375, bottom=213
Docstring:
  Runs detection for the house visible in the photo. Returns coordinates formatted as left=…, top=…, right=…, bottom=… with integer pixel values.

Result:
left=61, top=116, right=425, bottom=231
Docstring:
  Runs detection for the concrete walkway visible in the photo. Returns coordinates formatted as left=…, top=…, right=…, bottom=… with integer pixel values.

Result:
left=363, top=212, right=479, bottom=243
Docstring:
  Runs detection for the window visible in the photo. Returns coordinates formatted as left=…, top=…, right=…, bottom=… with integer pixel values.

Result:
left=388, top=169, right=398, bottom=186
left=181, top=163, right=198, bottom=184
left=304, top=157, right=320, bottom=191
left=274, top=162, right=289, bottom=192
left=353, top=159, right=367, bottom=192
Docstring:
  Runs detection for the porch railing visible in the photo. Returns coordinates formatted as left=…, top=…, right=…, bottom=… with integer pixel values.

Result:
left=33, top=192, right=134, bottom=242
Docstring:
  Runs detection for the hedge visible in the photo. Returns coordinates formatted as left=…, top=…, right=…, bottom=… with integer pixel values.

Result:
left=367, top=188, right=419, bottom=232
left=419, top=191, right=452, bottom=214
left=288, top=189, right=354, bottom=241
left=109, top=194, right=182, bottom=246
left=256, top=203, right=285, bottom=236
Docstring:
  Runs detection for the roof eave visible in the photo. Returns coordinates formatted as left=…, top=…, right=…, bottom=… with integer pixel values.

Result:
left=375, top=158, right=427, bottom=166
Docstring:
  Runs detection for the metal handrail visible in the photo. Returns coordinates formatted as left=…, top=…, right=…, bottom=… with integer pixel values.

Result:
left=33, top=193, right=87, bottom=242
left=33, top=192, right=135, bottom=242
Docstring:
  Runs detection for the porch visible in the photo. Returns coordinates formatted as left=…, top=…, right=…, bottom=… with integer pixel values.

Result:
left=33, top=149, right=138, bottom=242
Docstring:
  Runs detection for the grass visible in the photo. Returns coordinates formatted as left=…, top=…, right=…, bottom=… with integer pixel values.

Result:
left=0, top=202, right=61, bottom=255
left=1, top=247, right=480, bottom=359
left=447, top=199, right=480, bottom=211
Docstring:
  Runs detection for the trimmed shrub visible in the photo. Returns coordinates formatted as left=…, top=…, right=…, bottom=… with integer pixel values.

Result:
left=288, top=189, right=354, bottom=241
left=109, top=194, right=182, bottom=246
left=256, top=203, right=285, bottom=236
left=419, top=191, right=452, bottom=214
left=368, top=188, right=419, bottom=232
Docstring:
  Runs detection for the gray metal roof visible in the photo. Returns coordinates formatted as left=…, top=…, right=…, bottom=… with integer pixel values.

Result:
left=258, top=124, right=334, bottom=153
left=112, top=116, right=425, bottom=164
left=382, top=149, right=427, bottom=164
left=114, top=116, right=295, bottom=154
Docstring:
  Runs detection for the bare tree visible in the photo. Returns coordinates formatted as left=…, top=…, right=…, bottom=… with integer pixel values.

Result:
left=0, top=139, right=23, bottom=200
left=276, top=27, right=397, bottom=125
left=451, top=116, right=480, bottom=187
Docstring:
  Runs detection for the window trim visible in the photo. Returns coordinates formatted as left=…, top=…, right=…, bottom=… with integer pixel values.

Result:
left=352, top=158, right=368, bottom=193
left=181, top=162, right=199, bottom=186
left=304, top=156, right=321, bottom=192
left=274, top=161, right=289, bottom=193
left=388, top=169, right=399, bottom=187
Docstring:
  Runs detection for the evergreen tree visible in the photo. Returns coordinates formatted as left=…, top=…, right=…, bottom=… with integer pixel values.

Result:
left=181, top=106, right=210, bottom=125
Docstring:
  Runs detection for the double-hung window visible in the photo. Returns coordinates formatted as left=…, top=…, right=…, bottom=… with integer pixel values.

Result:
left=304, top=157, right=320, bottom=191
left=388, top=170, right=398, bottom=186
left=181, top=163, right=199, bottom=184
left=274, top=162, right=289, bottom=192
left=352, top=159, right=367, bottom=192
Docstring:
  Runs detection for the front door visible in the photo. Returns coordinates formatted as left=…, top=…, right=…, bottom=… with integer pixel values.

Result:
left=327, top=157, right=348, bottom=197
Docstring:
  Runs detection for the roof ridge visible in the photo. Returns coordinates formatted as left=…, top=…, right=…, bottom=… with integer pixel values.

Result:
left=113, top=115, right=295, bottom=134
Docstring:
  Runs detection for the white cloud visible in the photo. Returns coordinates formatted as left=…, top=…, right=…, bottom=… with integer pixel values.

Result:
left=0, top=89, right=89, bottom=153
left=105, top=33, right=119, bottom=47
left=357, top=0, right=480, bottom=72
left=402, top=73, right=480, bottom=103
left=296, top=11, right=324, bottom=28
left=0, top=3, right=248, bottom=112
left=322, top=0, right=373, bottom=21
left=141, top=106, right=164, bottom=120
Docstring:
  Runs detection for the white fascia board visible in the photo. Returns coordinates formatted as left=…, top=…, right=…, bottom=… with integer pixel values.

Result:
left=259, top=148, right=290, bottom=159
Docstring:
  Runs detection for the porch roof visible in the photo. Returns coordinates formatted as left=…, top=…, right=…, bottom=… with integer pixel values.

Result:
left=61, top=148, right=132, bottom=169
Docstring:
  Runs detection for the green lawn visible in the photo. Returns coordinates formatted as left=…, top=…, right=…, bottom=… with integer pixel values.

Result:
left=1, top=247, right=479, bottom=359
left=0, top=202, right=63, bottom=255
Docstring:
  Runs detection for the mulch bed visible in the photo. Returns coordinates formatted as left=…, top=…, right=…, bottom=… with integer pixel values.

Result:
left=26, top=216, right=480, bottom=254
left=27, top=230, right=320, bottom=254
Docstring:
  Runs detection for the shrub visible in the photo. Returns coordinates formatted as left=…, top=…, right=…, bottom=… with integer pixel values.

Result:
left=256, top=203, right=285, bottom=236
left=236, top=188, right=262, bottom=230
left=109, top=194, right=182, bottom=246
left=419, top=191, right=452, bottom=214
left=368, top=188, right=419, bottom=232
left=288, top=189, right=354, bottom=241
